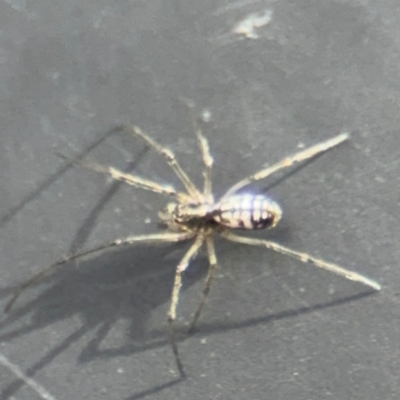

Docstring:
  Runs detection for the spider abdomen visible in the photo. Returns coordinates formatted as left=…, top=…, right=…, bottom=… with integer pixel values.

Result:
left=213, top=194, right=282, bottom=230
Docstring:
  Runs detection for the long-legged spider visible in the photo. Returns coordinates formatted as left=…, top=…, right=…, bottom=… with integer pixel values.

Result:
left=6, top=121, right=381, bottom=377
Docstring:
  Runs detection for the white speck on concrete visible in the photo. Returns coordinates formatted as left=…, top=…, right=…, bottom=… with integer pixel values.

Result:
left=201, top=109, right=212, bottom=123
left=297, top=142, right=305, bottom=149
left=233, top=9, right=273, bottom=39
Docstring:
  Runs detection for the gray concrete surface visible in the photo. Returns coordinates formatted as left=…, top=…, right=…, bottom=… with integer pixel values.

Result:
left=0, top=1, right=399, bottom=399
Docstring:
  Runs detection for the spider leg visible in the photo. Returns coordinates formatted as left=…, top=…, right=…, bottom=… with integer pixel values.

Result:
left=167, top=233, right=205, bottom=376
left=188, top=236, right=218, bottom=334
left=196, top=128, right=214, bottom=203
left=221, top=231, right=381, bottom=291
left=5, top=231, right=194, bottom=313
left=182, top=101, right=214, bottom=202
left=180, top=97, right=214, bottom=201
left=222, top=132, right=349, bottom=198
left=122, top=125, right=203, bottom=201
left=57, top=153, right=190, bottom=202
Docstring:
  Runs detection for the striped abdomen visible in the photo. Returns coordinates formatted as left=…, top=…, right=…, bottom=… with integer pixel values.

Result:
left=212, top=194, right=282, bottom=230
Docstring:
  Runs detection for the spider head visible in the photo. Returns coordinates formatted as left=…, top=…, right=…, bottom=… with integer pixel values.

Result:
left=176, top=203, right=210, bottom=224
left=159, top=202, right=210, bottom=228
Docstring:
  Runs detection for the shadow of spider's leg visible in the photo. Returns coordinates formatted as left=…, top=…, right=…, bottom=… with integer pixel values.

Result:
left=122, top=125, right=203, bottom=201
left=221, top=231, right=381, bottom=291
left=189, top=236, right=218, bottom=335
left=167, top=233, right=205, bottom=377
left=222, top=132, right=349, bottom=198
left=5, top=231, right=194, bottom=313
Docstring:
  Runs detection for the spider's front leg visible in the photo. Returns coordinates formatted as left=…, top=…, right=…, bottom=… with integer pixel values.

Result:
left=122, top=125, right=203, bottom=202
left=188, top=236, right=218, bottom=334
left=5, top=231, right=194, bottom=313
left=167, top=233, right=205, bottom=376
left=56, top=153, right=191, bottom=203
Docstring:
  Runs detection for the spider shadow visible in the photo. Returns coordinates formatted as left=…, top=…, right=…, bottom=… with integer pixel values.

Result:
left=1, top=124, right=185, bottom=399
left=0, top=241, right=209, bottom=348
left=1, top=128, right=371, bottom=399
left=0, top=236, right=378, bottom=400
left=0, top=241, right=207, bottom=399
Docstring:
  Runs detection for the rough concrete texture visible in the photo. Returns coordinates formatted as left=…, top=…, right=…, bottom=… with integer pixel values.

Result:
left=0, top=1, right=398, bottom=399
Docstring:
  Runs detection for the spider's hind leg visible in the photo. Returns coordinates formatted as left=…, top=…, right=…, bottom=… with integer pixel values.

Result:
left=222, top=132, right=349, bottom=198
left=221, top=231, right=381, bottom=291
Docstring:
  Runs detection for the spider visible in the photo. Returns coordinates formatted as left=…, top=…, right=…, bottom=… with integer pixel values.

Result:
left=5, top=121, right=381, bottom=377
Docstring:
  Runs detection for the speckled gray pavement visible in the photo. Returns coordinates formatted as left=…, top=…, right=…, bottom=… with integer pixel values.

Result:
left=0, top=1, right=399, bottom=400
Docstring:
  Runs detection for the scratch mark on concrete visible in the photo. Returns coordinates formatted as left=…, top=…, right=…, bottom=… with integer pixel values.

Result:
left=0, top=352, right=58, bottom=400
left=3, top=0, right=27, bottom=12
left=213, top=0, right=261, bottom=16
